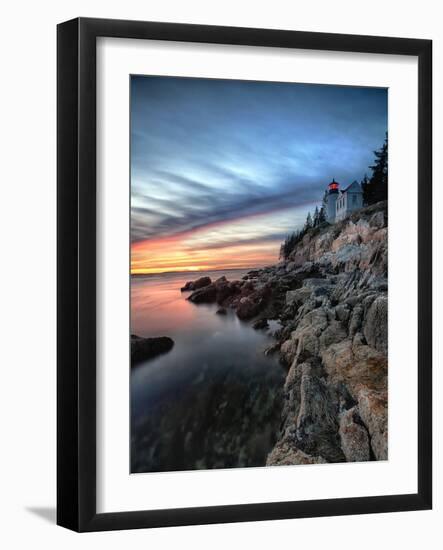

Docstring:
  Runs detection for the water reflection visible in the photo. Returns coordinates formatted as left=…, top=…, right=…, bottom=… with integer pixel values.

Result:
left=131, top=270, right=285, bottom=473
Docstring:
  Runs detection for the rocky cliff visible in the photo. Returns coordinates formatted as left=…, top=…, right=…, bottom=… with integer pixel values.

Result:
left=186, top=201, right=388, bottom=465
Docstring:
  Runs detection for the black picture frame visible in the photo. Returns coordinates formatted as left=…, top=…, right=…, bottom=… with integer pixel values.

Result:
left=57, top=17, right=432, bottom=532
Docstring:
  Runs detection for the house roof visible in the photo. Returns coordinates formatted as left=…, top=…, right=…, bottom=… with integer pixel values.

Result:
left=341, top=181, right=362, bottom=194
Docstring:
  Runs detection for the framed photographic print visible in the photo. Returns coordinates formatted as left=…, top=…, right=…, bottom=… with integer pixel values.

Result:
left=57, top=18, right=432, bottom=531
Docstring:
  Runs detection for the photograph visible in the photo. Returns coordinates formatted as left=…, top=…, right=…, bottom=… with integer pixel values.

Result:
left=129, top=76, right=388, bottom=473
left=0, top=0, right=436, bottom=542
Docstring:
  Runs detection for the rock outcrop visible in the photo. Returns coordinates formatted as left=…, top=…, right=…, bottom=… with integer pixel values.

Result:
left=183, top=201, right=388, bottom=465
left=187, top=283, right=217, bottom=303
left=339, top=406, right=371, bottom=462
left=181, top=276, right=212, bottom=292
left=131, top=334, right=174, bottom=366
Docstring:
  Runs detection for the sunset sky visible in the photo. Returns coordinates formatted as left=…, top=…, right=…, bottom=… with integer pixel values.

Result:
left=130, top=76, right=387, bottom=274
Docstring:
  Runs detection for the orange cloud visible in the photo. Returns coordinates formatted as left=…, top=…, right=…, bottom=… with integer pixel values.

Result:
left=130, top=204, right=312, bottom=274
left=131, top=236, right=279, bottom=274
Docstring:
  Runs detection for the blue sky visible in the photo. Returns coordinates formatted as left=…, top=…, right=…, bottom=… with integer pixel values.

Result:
left=130, top=76, right=387, bottom=273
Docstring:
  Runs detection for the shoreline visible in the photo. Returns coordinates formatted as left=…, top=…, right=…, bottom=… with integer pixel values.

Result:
left=183, top=201, right=388, bottom=465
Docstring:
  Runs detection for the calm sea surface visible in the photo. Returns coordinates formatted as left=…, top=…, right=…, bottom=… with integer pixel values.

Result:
left=131, top=269, right=285, bottom=473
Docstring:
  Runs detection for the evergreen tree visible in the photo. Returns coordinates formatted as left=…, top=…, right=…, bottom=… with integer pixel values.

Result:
left=370, top=134, right=388, bottom=202
left=363, top=134, right=388, bottom=205
left=280, top=232, right=297, bottom=259
left=318, top=206, right=326, bottom=224
left=280, top=226, right=309, bottom=259
left=361, top=174, right=370, bottom=205
left=313, top=206, right=320, bottom=227
left=304, top=212, right=313, bottom=231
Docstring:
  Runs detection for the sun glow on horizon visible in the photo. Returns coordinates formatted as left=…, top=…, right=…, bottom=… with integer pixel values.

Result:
left=131, top=238, right=280, bottom=275
left=130, top=203, right=316, bottom=275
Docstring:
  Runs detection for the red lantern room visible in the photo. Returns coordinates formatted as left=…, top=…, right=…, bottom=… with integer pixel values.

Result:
left=328, top=178, right=340, bottom=193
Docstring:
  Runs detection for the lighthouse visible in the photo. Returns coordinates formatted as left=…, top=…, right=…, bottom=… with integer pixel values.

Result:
left=326, top=179, right=340, bottom=222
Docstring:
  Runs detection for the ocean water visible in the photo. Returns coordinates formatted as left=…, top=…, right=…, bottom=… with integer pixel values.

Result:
left=130, top=269, right=285, bottom=473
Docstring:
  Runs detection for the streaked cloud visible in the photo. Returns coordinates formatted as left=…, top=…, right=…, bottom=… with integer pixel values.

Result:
left=130, top=76, right=387, bottom=273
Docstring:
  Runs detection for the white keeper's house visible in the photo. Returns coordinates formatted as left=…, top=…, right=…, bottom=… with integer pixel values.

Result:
left=325, top=179, right=363, bottom=223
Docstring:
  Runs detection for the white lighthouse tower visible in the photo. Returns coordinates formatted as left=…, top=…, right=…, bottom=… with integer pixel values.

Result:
left=326, top=179, right=340, bottom=222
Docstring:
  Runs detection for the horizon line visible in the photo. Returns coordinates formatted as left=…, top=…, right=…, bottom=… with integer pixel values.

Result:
left=131, top=265, right=267, bottom=276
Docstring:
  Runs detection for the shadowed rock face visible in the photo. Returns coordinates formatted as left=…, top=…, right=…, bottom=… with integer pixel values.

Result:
left=187, top=283, right=217, bottom=303
left=176, top=201, right=388, bottom=466
left=131, top=335, right=174, bottom=366
left=181, top=276, right=212, bottom=292
left=357, top=388, right=388, bottom=460
left=339, top=406, right=371, bottom=462
left=363, top=295, right=388, bottom=354
left=266, top=436, right=327, bottom=466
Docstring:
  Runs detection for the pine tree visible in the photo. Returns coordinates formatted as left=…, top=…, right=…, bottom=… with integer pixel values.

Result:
left=361, top=174, right=370, bottom=205
left=318, top=206, right=326, bottom=224
left=304, top=212, right=313, bottom=231
left=313, top=206, right=320, bottom=227
left=281, top=227, right=309, bottom=259
left=363, top=134, right=388, bottom=205
left=371, top=134, right=388, bottom=202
